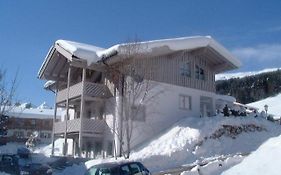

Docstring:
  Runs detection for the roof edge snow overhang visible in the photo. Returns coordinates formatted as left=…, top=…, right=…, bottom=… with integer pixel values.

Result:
left=100, top=36, right=242, bottom=72
left=38, top=40, right=104, bottom=80
left=38, top=43, right=75, bottom=80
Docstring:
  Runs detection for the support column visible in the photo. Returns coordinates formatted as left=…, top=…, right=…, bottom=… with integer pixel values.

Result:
left=64, top=65, right=72, bottom=156
left=78, top=68, right=86, bottom=157
left=51, top=90, right=58, bottom=156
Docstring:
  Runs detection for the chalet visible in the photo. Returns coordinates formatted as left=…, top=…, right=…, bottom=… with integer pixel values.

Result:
left=38, top=36, right=241, bottom=158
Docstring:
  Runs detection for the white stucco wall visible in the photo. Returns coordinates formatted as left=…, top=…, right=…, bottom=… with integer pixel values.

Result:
left=122, top=80, right=218, bottom=150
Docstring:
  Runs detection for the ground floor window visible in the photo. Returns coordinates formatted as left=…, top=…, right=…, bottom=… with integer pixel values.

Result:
left=179, top=94, right=192, bottom=110
left=107, top=141, right=113, bottom=156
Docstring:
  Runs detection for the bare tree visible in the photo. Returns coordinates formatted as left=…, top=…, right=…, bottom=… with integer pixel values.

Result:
left=103, top=38, right=162, bottom=158
left=0, top=68, right=18, bottom=114
left=0, top=68, right=18, bottom=136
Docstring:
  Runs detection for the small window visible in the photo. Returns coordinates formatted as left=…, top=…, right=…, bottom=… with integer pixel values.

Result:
left=31, top=119, right=36, bottom=125
left=107, top=141, right=113, bottom=156
left=195, top=65, right=200, bottom=79
left=180, top=62, right=191, bottom=77
left=200, top=68, right=205, bottom=80
left=179, top=95, right=192, bottom=110
left=195, top=65, right=206, bottom=80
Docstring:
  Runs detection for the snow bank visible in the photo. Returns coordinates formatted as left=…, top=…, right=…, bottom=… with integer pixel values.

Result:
left=248, top=93, right=281, bottom=116
left=125, top=116, right=281, bottom=172
left=34, top=138, right=73, bottom=157
left=222, top=134, right=281, bottom=175
left=216, top=67, right=281, bottom=81
left=79, top=116, right=281, bottom=174
left=181, top=155, right=243, bottom=175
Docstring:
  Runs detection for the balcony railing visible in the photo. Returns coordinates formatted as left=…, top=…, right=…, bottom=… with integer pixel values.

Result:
left=56, top=82, right=112, bottom=103
left=53, top=118, right=106, bottom=135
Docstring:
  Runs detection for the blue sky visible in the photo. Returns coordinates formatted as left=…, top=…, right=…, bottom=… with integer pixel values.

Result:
left=0, top=0, right=281, bottom=106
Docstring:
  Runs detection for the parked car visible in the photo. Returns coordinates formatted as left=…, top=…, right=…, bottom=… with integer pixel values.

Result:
left=85, top=161, right=150, bottom=175
left=19, top=163, right=52, bottom=175
left=17, top=147, right=31, bottom=158
left=0, top=154, right=19, bottom=174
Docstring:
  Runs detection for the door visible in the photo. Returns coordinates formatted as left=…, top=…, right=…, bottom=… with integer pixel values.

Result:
left=200, top=96, right=213, bottom=117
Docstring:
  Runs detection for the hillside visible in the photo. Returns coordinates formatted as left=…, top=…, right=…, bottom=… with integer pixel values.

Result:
left=216, top=69, right=281, bottom=104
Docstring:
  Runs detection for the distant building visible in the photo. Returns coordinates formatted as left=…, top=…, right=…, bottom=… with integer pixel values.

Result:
left=0, top=103, right=60, bottom=145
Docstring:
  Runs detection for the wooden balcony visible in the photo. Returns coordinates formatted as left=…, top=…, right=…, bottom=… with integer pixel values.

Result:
left=56, top=82, right=112, bottom=103
left=53, top=118, right=106, bottom=135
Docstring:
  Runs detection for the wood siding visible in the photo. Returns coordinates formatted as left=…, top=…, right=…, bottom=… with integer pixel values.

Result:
left=133, top=50, right=216, bottom=92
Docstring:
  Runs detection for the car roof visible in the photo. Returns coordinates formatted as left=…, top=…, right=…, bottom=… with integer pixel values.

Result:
left=91, top=161, right=141, bottom=169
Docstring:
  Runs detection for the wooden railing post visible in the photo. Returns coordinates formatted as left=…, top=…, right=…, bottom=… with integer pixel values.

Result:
left=64, top=65, right=72, bottom=156
left=78, top=68, right=86, bottom=157
left=51, top=89, right=58, bottom=156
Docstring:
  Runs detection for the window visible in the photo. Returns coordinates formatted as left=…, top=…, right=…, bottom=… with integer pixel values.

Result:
left=107, top=141, right=113, bottom=156
left=200, top=68, right=205, bottom=80
left=14, top=131, right=24, bottom=138
left=31, top=119, right=36, bottom=125
left=180, top=62, right=191, bottom=77
left=179, top=95, right=192, bottom=110
left=195, top=65, right=206, bottom=80
left=195, top=65, right=200, bottom=79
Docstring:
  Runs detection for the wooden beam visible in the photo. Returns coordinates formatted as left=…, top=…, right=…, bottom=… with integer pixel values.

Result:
left=63, top=65, right=72, bottom=156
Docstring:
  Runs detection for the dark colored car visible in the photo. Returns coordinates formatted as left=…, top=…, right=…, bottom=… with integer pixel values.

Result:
left=0, top=154, right=19, bottom=174
left=19, top=163, right=52, bottom=175
left=85, top=161, right=150, bottom=175
left=17, top=147, right=31, bottom=159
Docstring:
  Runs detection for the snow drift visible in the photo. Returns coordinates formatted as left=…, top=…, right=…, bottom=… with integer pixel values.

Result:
left=222, top=134, right=281, bottom=175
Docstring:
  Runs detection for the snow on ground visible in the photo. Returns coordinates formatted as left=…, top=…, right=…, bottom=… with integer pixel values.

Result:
left=248, top=93, right=281, bottom=116
left=127, top=116, right=281, bottom=173
left=222, top=134, right=281, bottom=175
left=34, top=138, right=73, bottom=157
left=181, top=155, right=244, bottom=175
left=56, top=115, right=281, bottom=175
left=216, top=67, right=280, bottom=81
left=0, top=172, right=11, bottom=175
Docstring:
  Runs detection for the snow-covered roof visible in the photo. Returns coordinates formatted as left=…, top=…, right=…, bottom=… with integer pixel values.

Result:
left=37, top=102, right=51, bottom=110
left=215, top=94, right=236, bottom=103
left=4, top=106, right=60, bottom=119
left=98, top=36, right=242, bottom=68
left=44, top=80, right=55, bottom=89
left=55, top=40, right=104, bottom=65
left=38, top=36, right=242, bottom=80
